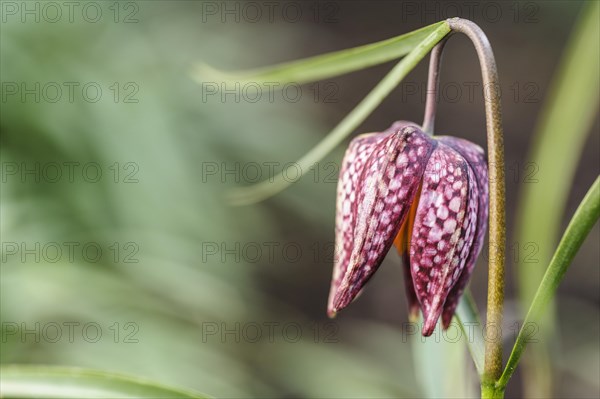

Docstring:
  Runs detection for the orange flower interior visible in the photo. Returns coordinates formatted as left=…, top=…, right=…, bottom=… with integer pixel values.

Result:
left=393, top=182, right=422, bottom=256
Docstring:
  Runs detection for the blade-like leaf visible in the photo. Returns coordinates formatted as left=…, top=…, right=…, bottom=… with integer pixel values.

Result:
left=0, top=365, right=211, bottom=399
left=192, top=22, right=446, bottom=86
left=411, top=314, right=475, bottom=398
left=226, top=22, right=451, bottom=205
left=515, top=3, right=599, bottom=396
left=456, top=291, right=485, bottom=377
left=516, top=0, right=599, bottom=325
left=499, top=176, right=600, bottom=389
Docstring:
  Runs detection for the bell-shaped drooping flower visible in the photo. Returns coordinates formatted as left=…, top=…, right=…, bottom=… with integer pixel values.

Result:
left=328, top=122, right=488, bottom=336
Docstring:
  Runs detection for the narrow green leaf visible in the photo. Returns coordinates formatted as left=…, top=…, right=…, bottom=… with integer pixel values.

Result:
left=499, top=177, right=600, bottom=389
left=514, top=3, right=599, bottom=395
left=226, top=22, right=451, bottom=205
left=411, top=315, right=473, bottom=398
left=516, top=0, right=599, bottom=319
left=455, top=291, right=485, bottom=377
left=0, top=365, right=211, bottom=398
left=192, top=22, right=446, bottom=86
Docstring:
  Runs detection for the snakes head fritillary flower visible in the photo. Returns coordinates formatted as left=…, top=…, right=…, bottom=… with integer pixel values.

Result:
left=327, top=121, right=489, bottom=336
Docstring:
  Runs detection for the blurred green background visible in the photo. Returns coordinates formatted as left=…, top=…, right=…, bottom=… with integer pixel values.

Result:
left=1, top=1, right=598, bottom=398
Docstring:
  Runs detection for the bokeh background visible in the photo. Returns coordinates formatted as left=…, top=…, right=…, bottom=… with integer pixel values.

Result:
left=1, top=0, right=598, bottom=398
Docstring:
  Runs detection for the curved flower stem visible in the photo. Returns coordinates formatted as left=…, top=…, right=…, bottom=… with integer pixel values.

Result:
left=421, top=37, right=448, bottom=135
left=449, top=18, right=506, bottom=395
left=425, top=18, right=506, bottom=396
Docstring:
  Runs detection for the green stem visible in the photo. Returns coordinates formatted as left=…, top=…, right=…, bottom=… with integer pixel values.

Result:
left=497, top=176, right=600, bottom=389
left=421, top=19, right=506, bottom=394
left=421, top=37, right=448, bottom=134
left=481, top=383, right=505, bottom=399
left=442, top=18, right=506, bottom=387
